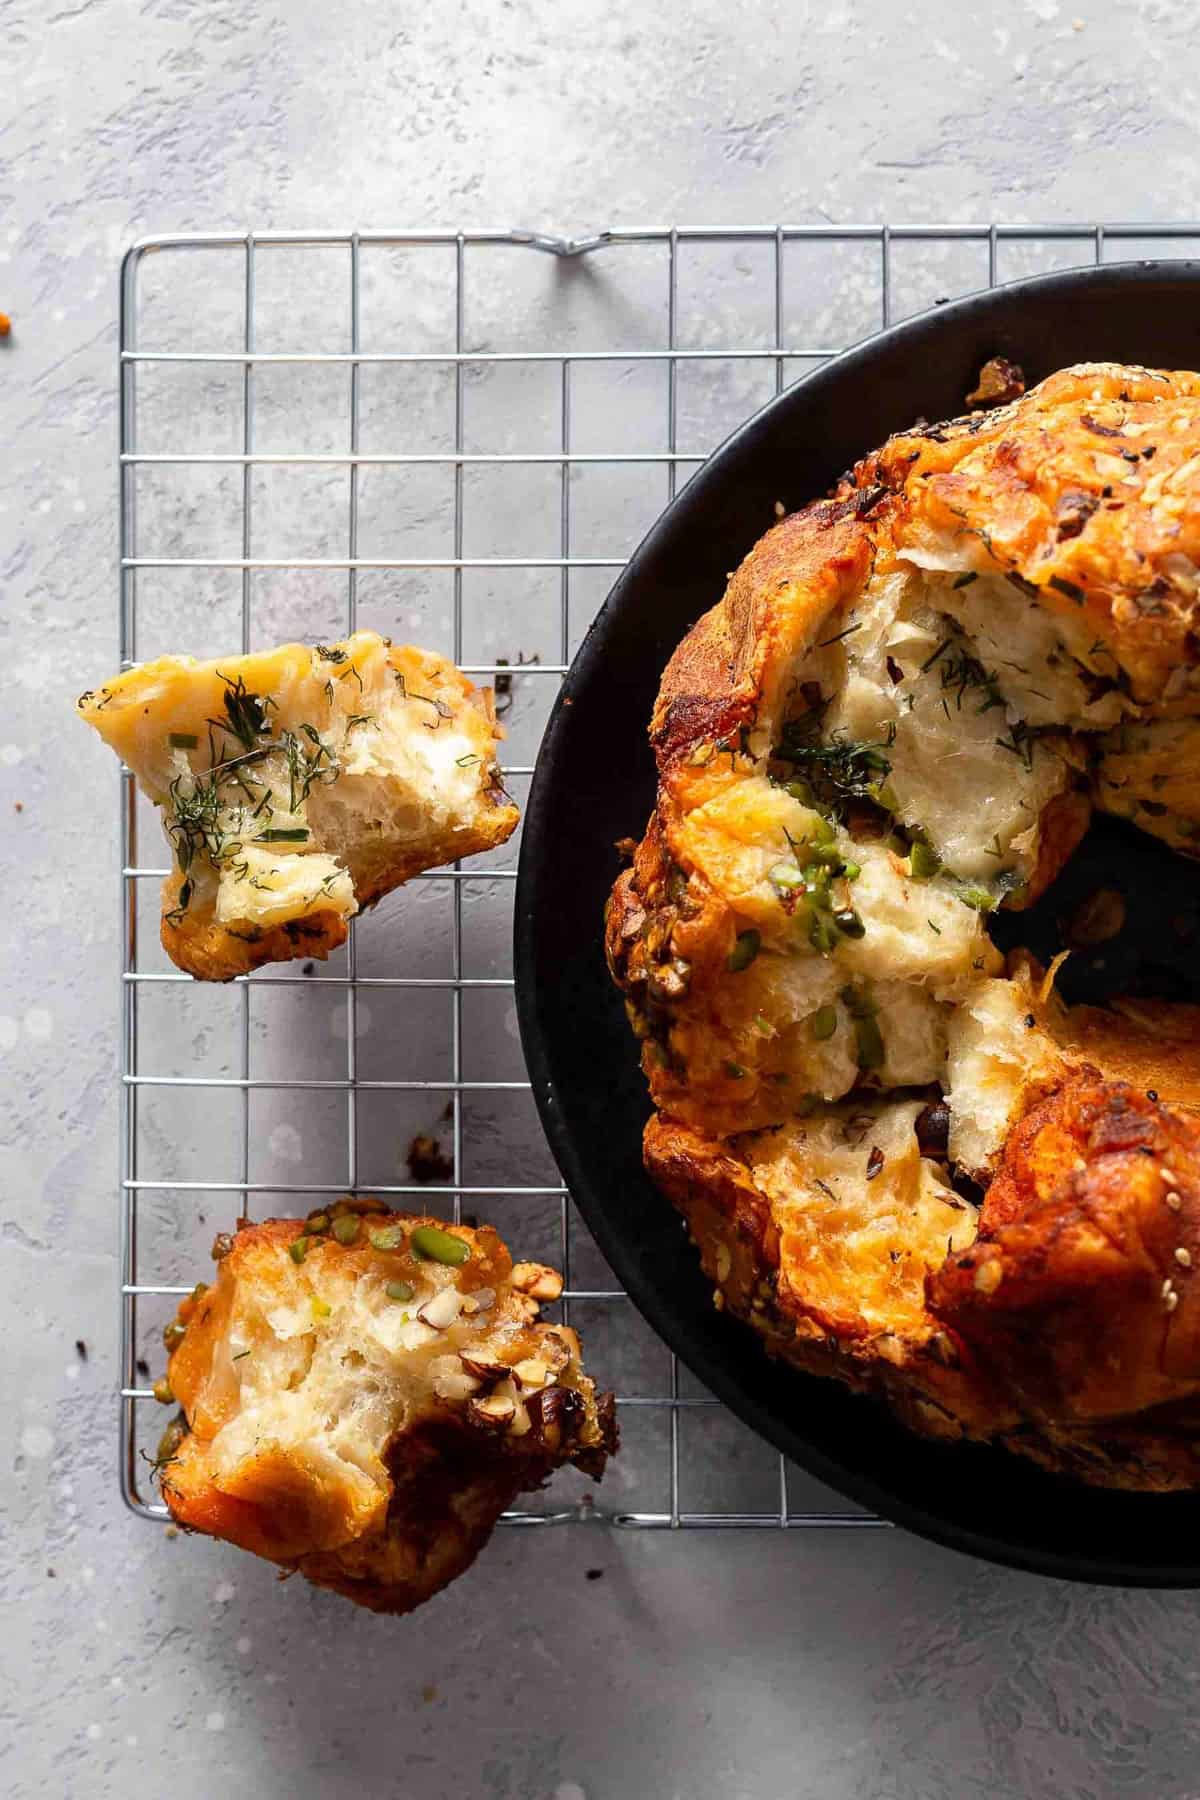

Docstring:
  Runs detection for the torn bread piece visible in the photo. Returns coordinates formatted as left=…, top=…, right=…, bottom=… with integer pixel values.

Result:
left=154, top=1201, right=615, bottom=1615
left=78, top=631, right=518, bottom=978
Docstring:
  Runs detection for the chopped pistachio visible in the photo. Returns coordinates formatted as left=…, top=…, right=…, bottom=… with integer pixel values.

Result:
left=369, top=1224, right=406, bottom=1251
left=727, top=929, right=761, bottom=973
left=289, top=1236, right=310, bottom=1264
left=385, top=1280, right=415, bottom=1302
left=331, top=1215, right=360, bottom=1246
left=811, top=1005, right=838, bottom=1041
left=854, top=1012, right=885, bottom=1071
left=411, top=1224, right=471, bottom=1266
left=306, top=1213, right=330, bottom=1235
left=156, top=1417, right=187, bottom=1466
left=162, top=1321, right=186, bottom=1352
left=152, top=1377, right=174, bottom=1405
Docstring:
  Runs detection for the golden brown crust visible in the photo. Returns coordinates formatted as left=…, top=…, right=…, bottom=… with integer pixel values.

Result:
left=160, top=876, right=350, bottom=980
left=158, top=1204, right=615, bottom=1613
left=611, top=363, right=1200, bottom=1492
left=929, top=1079, right=1200, bottom=1452
left=651, top=499, right=876, bottom=782
left=874, top=363, right=1200, bottom=710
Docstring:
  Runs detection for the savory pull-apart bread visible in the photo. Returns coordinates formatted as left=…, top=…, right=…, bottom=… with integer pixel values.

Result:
left=154, top=1201, right=615, bottom=1613
left=608, top=362, right=1200, bottom=1490
left=78, top=630, right=518, bottom=978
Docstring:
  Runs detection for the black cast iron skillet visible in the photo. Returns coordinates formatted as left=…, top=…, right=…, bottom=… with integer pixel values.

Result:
left=516, top=263, right=1200, bottom=1584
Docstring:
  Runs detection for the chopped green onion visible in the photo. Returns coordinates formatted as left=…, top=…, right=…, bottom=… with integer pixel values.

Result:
left=811, top=1005, right=838, bottom=1041
left=289, top=1236, right=310, bottom=1264
left=386, top=1280, right=415, bottom=1302
left=727, top=929, right=761, bottom=972
left=785, top=779, right=815, bottom=805
left=369, top=1224, right=406, bottom=1251
left=957, top=886, right=997, bottom=913
left=168, top=732, right=199, bottom=749
left=332, top=1215, right=360, bottom=1246
left=752, top=1013, right=772, bottom=1036
left=768, top=861, right=805, bottom=890
left=723, top=1061, right=746, bottom=1079
left=841, top=860, right=862, bottom=882
left=909, top=841, right=942, bottom=880
left=809, top=842, right=842, bottom=867
left=811, top=816, right=836, bottom=845
left=411, top=1224, right=470, bottom=1266
left=255, top=827, right=310, bottom=843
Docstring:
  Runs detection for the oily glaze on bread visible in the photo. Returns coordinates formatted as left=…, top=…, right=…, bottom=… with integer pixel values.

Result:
left=608, top=363, right=1200, bottom=1489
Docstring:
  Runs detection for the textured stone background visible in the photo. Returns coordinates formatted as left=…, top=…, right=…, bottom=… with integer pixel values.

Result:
left=6, top=1, right=1200, bottom=1796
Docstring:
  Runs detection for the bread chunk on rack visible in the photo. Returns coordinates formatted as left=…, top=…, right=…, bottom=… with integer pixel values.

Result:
left=154, top=1201, right=615, bottom=1615
left=78, top=630, right=518, bottom=979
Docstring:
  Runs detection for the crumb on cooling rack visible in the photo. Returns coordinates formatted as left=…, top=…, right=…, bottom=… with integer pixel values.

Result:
left=407, top=1132, right=454, bottom=1184
left=0, top=313, right=11, bottom=339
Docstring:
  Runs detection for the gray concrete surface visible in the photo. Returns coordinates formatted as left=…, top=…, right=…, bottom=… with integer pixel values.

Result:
left=6, top=1, right=1200, bottom=1795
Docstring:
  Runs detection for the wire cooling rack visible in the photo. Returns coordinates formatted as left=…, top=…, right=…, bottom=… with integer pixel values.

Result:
left=117, top=221, right=1198, bottom=1531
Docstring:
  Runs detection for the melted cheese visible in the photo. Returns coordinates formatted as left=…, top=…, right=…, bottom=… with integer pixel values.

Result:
left=744, top=1099, right=977, bottom=1335
left=819, top=569, right=1070, bottom=880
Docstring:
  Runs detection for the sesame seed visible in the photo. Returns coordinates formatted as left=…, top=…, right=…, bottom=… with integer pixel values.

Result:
left=1161, top=1168, right=1179, bottom=1185
left=1166, top=1191, right=1182, bottom=1211
left=1162, top=1277, right=1175, bottom=1298
left=1166, top=1289, right=1180, bottom=1313
left=1176, top=1247, right=1192, bottom=1268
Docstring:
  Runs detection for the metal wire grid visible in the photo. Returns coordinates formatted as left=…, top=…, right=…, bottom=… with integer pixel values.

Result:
left=117, top=220, right=1182, bottom=1533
